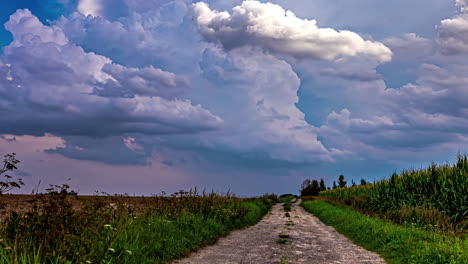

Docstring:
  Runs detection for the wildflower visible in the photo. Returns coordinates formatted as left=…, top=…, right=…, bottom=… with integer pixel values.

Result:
left=108, top=248, right=115, bottom=253
left=126, top=250, right=133, bottom=255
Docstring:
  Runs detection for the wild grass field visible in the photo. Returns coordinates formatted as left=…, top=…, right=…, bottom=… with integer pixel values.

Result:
left=0, top=188, right=276, bottom=264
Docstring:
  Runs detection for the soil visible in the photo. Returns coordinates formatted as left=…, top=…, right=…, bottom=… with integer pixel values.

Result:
left=171, top=200, right=386, bottom=264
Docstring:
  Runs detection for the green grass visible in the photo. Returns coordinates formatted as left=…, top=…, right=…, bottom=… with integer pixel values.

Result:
left=283, top=203, right=291, bottom=212
left=302, top=200, right=468, bottom=264
left=279, top=195, right=296, bottom=204
left=279, top=255, right=288, bottom=264
left=276, top=239, right=288, bottom=244
left=0, top=192, right=275, bottom=264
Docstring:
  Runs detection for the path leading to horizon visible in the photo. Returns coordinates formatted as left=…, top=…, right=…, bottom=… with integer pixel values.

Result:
left=171, top=200, right=386, bottom=264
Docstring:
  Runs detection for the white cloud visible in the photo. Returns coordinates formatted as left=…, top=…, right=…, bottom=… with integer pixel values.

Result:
left=438, top=14, right=468, bottom=55
left=192, top=1, right=392, bottom=62
left=383, top=33, right=433, bottom=59
left=456, top=0, right=468, bottom=12
left=194, top=47, right=343, bottom=163
left=77, top=0, right=102, bottom=17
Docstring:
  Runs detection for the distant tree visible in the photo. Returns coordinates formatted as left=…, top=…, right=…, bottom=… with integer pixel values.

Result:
left=338, top=175, right=347, bottom=188
left=0, top=153, right=25, bottom=194
left=45, top=183, right=78, bottom=195
left=360, top=178, right=367, bottom=186
left=300, top=179, right=321, bottom=196
left=332, top=181, right=337, bottom=189
left=351, top=179, right=356, bottom=187
left=319, top=179, right=326, bottom=191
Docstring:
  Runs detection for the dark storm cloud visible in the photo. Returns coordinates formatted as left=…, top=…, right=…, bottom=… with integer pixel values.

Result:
left=0, top=9, right=222, bottom=138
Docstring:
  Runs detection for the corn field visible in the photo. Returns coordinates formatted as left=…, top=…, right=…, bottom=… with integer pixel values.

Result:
left=320, top=154, right=468, bottom=225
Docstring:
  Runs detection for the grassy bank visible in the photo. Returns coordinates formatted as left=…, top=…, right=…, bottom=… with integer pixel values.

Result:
left=302, top=200, right=467, bottom=264
left=0, top=191, right=275, bottom=264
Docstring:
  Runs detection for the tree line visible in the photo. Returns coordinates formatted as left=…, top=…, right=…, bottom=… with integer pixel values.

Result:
left=300, top=175, right=369, bottom=196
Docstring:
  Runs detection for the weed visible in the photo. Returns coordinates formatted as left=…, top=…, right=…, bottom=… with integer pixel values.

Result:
left=279, top=255, right=288, bottom=264
left=276, top=239, right=287, bottom=244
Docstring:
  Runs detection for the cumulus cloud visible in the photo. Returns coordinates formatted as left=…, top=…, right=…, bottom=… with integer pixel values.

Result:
left=383, top=33, right=433, bottom=59
left=192, top=1, right=392, bottom=62
left=0, top=9, right=222, bottom=138
left=193, top=47, right=344, bottom=163
left=95, top=64, right=190, bottom=98
left=437, top=0, right=468, bottom=55
left=456, top=0, right=468, bottom=12
left=438, top=14, right=468, bottom=55
left=56, top=2, right=201, bottom=71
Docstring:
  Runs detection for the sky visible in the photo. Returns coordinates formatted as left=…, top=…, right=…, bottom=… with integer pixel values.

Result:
left=0, top=0, right=467, bottom=196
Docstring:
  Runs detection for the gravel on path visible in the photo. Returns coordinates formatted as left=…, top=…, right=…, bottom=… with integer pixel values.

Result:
left=171, top=200, right=386, bottom=264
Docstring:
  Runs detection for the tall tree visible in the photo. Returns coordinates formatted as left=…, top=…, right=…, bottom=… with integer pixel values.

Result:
left=338, top=175, right=347, bottom=188
left=300, top=179, right=311, bottom=196
left=300, top=179, right=321, bottom=196
left=360, top=178, right=367, bottom=186
left=351, top=179, right=356, bottom=187
left=332, top=181, right=337, bottom=189
left=319, top=178, right=326, bottom=191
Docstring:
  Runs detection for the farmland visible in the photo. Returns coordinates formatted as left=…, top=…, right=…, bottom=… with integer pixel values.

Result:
left=0, top=190, right=275, bottom=264
left=318, top=154, right=468, bottom=232
left=301, top=154, right=468, bottom=263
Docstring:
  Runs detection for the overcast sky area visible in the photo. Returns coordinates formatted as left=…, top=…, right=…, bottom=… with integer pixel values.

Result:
left=0, top=0, right=467, bottom=195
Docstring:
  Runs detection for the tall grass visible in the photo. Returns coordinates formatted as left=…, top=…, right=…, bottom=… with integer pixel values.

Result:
left=0, top=189, right=276, bottom=263
left=319, top=154, right=468, bottom=231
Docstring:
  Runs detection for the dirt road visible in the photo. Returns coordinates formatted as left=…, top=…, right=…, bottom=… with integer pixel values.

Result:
left=171, top=200, right=386, bottom=264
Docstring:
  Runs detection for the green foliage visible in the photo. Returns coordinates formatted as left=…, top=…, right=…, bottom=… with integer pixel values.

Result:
left=319, top=179, right=326, bottom=191
left=300, top=178, right=324, bottom=196
left=278, top=195, right=296, bottom=203
left=338, top=175, right=347, bottom=188
left=302, top=200, right=467, bottom=264
left=283, top=203, right=291, bottom=212
left=276, top=239, right=287, bottom=244
left=360, top=178, right=368, bottom=186
left=0, top=190, right=274, bottom=263
left=320, top=154, right=468, bottom=230
left=279, top=256, right=288, bottom=264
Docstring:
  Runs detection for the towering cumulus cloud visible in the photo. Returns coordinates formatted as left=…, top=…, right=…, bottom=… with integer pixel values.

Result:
left=0, top=9, right=222, bottom=137
left=193, top=1, right=392, bottom=62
